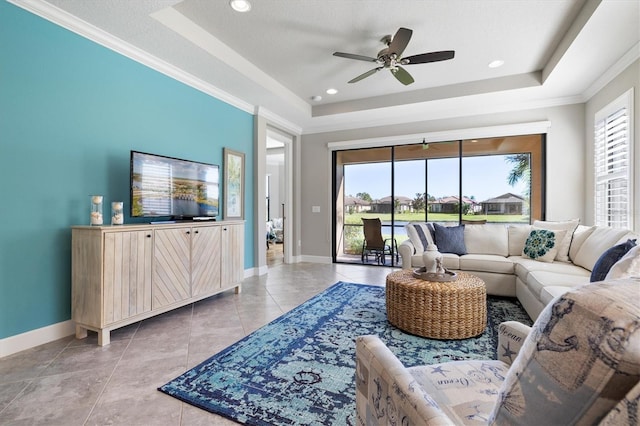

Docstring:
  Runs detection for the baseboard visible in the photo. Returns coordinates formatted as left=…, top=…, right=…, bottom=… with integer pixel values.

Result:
left=252, top=265, right=269, bottom=276
left=1, top=320, right=75, bottom=358
left=244, top=267, right=260, bottom=278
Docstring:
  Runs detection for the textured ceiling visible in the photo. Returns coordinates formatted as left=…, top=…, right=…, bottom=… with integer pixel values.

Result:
left=15, top=0, right=640, bottom=133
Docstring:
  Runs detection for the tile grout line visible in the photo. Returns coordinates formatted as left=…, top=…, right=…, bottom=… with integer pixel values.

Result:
left=178, top=302, right=196, bottom=425
left=82, top=322, right=140, bottom=426
left=0, top=335, right=77, bottom=418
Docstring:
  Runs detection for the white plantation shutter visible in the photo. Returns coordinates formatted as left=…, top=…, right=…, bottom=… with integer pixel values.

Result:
left=594, top=89, right=633, bottom=229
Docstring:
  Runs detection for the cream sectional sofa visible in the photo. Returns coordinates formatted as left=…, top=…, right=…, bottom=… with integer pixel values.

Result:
left=398, top=221, right=637, bottom=320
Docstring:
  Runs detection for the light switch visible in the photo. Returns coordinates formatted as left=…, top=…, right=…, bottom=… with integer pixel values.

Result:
left=312, top=206, right=321, bottom=213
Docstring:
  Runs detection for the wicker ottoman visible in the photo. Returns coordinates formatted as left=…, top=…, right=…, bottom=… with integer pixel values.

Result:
left=386, top=270, right=487, bottom=339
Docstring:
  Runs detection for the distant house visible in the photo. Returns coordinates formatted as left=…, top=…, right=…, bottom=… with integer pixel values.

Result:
left=480, top=193, right=525, bottom=215
left=430, top=196, right=479, bottom=213
left=344, top=196, right=371, bottom=213
left=370, top=195, right=413, bottom=213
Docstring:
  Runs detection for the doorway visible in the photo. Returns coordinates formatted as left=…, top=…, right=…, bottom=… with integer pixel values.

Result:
left=266, top=128, right=291, bottom=266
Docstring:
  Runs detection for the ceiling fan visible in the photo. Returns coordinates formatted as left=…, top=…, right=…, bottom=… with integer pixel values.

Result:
left=333, top=27, right=454, bottom=85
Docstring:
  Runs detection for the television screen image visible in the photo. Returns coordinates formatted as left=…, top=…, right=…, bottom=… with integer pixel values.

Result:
left=131, top=151, right=219, bottom=219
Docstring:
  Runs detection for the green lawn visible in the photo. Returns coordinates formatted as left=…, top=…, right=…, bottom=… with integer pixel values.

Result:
left=344, top=212, right=528, bottom=224
left=341, top=211, right=528, bottom=255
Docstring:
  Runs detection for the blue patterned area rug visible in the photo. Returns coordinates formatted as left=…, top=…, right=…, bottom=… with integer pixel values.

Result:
left=159, top=281, right=532, bottom=425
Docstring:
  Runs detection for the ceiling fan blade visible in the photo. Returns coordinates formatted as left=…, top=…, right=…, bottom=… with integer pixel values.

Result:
left=391, top=66, right=414, bottom=85
left=402, top=50, right=455, bottom=65
left=333, top=52, right=378, bottom=62
left=348, top=67, right=382, bottom=83
left=387, top=27, right=412, bottom=57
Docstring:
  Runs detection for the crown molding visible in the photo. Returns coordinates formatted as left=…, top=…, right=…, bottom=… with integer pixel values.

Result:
left=582, top=42, right=640, bottom=102
left=255, top=106, right=302, bottom=135
left=303, top=94, right=579, bottom=135
left=8, top=0, right=256, bottom=115
left=326, top=121, right=552, bottom=150
left=9, top=0, right=637, bottom=137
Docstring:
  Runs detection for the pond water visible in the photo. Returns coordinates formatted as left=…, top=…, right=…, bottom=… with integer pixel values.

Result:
left=381, top=222, right=407, bottom=236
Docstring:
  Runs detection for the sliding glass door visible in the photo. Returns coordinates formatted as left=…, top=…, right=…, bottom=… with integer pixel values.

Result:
left=333, top=134, right=545, bottom=266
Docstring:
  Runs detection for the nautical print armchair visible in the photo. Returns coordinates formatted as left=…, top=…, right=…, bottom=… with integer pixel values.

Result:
left=355, top=278, right=640, bottom=425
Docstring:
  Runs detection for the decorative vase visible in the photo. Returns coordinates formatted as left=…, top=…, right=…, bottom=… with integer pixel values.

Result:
left=90, top=195, right=103, bottom=226
left=111, top=201, right=124, bottom=225
left=422, top=244, right=443, bottom=273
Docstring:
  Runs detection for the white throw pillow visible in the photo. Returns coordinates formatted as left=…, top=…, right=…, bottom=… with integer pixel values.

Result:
left=464, top=224, right=509, bottom=256
left=532, top=219, right=579, bottom=262
left=405, top=222, right=434, bottom=253
left=569, top=225, right=596, bottom=262
left=508, top=225, right=532, bottom=256
left=573, top=227, right=635, bottom=271
left=605, top=245, right=640, bottom=279
left=522, top=228, right=567, bottom=263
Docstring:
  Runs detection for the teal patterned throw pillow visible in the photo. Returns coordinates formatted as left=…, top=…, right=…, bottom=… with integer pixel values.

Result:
left=522, top=228, right=566, bottom=263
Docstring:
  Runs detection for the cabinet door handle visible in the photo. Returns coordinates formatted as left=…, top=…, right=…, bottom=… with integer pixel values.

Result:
left=194, top=230, right=199, bottom=234
left=186, top=231, right=190, bottom=235
left=146, top=234, right=151, bottom=238
left=223, top=228, right=227, bottom=231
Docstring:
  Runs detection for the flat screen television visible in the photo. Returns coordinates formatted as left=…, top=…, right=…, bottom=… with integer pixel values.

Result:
left=130, top=151, right=219, bottom=220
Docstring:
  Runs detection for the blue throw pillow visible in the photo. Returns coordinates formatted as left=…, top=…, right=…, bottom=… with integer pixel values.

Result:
left=433, top=223, right=467, bottom=255
left=590, top=239, right=637, bottom=282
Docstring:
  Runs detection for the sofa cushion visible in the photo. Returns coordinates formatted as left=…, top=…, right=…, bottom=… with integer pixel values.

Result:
left=532, top=219, right=579, bottom=262
left=433, top=223, right=467, bottom=255
left=442, top=253, right=460, bottom=270
left=409, top=360, right=509, bottom=424
left=526, top=270, right=589, bottom=300
left=459, top=254, right=514, bottom=274
left=511, top=256, right=591, bottom=282
left=606, top=245, right=640, bottom=280
left=464, top=224, right=509, bottom=256
left=405, top=222, right=434, bottom=253
left=508, top=225, right=532, bottom=256
left=522, top=228, right=567, bottom=263
left=573, top=227, right=636, bottom=271
left=409, top=252, right=460, bottom=270
left=569, top=225, right=596, bottom=261
left=590, top=239, right=637, bottom=282
left=539, top=285, right=574, bottom=305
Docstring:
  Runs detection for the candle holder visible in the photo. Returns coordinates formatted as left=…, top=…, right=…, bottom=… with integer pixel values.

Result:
left=111, top=201, right=124, bottom=225
left=90, top=195, right=103, bottom=226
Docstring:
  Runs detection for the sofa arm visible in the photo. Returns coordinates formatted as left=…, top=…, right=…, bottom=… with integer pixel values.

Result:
left=356, top=335, right=454, bottom=426
left=398, top=240, right=416, bottom=270
left=497, top=321, right=531, bottom=366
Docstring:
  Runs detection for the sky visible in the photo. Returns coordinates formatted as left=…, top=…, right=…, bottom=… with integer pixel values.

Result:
left=344, top=154, right=528, bottom=202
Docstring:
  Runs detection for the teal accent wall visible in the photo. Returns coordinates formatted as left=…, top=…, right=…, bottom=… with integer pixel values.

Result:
left=0, top=2, right=255, bottom=340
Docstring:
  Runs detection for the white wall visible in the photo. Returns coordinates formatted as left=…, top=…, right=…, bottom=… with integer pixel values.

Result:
left=300, top=103, right=586, bottom=258
left=584, top=59, right=639, bottom=231
left=298, top=61, right=640, bottom=260
left=267, top=160, right=285, bottom=219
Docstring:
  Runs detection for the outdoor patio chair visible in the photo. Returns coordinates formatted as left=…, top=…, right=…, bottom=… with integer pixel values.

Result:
left=361, top=218, right=397, bottom=265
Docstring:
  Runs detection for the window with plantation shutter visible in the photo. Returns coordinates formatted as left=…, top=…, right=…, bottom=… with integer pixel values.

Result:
left=594, top=89, right=633, bottom=229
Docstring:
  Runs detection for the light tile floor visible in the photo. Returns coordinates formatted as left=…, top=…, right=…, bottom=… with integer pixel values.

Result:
left=0, top=262, right=396, bottom=425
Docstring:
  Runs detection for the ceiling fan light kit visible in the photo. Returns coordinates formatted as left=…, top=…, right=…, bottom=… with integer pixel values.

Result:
left=333, top=27, right=455, bottom=85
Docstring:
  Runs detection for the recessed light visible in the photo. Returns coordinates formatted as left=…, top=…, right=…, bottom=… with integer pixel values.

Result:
left=488, top=59, right=504, bottom=68
left=311, top=95, right=322, bottom=102
left=326, top=88, right=338, bottom=95
left=230, top=0, right=251, bottom=12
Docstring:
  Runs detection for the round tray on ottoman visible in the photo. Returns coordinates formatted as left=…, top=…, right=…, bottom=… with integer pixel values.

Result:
left=386, top=270, right=487, bottom=339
